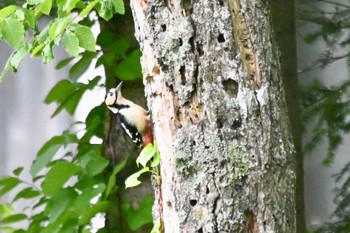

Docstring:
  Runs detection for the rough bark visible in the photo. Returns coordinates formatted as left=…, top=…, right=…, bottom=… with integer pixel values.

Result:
left=130, top=0, right=296, bottom=232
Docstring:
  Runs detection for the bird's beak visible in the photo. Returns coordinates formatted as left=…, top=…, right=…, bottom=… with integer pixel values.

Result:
left=116, top=81, right=123, bottom=93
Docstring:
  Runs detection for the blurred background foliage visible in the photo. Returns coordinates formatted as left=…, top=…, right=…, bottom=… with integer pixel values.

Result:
left=298, top=0, right=350, bottom=232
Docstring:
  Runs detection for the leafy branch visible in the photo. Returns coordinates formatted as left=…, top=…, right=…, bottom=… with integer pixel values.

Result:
left=302, top=80, right=350, bottom=165
left=0, top=0, right=124, bottom=80
left=0, top=0, right=155, bottom=232
left=297, top=0, right=350, bottom=73
left=125, top=142, right=160, bottom=189
left=298, top=1, right=350, bottom=232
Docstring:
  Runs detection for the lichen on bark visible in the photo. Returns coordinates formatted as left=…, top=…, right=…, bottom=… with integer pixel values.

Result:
left=130, top=0, right=296, bottom=232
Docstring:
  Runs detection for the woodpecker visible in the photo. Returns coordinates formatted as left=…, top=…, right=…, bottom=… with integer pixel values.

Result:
left=105, top=82, right=153, bottom=148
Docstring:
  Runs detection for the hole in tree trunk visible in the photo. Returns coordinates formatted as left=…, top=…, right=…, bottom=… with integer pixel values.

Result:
left=231, top=117, right=242, bottom=129
left=190, top=199, right=198, bottom=206
left=222, top=79, right=238, bottom=97
left=180, top=66, right=186, bottom=85
left=189, top=36, right=195, bottom=53
left=179, top=38, right=183, bottom=46
left=161, top=24, right=167, bottom=32
left=218, top=33, right=225, bottom=43
left=217, top=118, right=224, bottom=128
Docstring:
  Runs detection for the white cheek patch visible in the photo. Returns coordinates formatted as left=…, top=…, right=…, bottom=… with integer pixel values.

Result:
left=105, top=97, right=115, bottom=106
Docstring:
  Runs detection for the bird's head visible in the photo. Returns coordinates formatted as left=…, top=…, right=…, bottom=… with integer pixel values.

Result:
left=105, top=82, right=123, bottom=106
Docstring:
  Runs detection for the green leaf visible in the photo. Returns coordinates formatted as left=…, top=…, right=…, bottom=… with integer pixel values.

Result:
left=80, top=0, right=100, bottom=18
left=42, top=160, right=80, bottom=196
left=63, top=0, right=79, bottom=13
left=105, top=158, right=128, bottom=197
left=31, top=132, right=78, bottom=177
left=96, top=229, right=108, bottom=233
left=113, top=37, right=131, bottom=55
left=60, top=219, right=78, bottom=233
left=96, top=30, right=114, bottom=47
left=44, top=79, right=80, bottom=116
left=79, top=150, right=109, bottom=177
left=35, top=0, right=53, bottom=16
left=0, top=5, right=17, bottom=23
left=35, top=23, right=49, bottom=44
left=151, top=219, right=161, bottom=233
left=71, top=24, right=96, bottom=52
left=68, top=51, right=96, bottom=81
left=45, top=188, right=76, bottom=224
left=78, top=201, right=109, bottom=225
left=0, top=177, right=21, bottom=197
left=62, top=30, right=80, bottom=57
left=80, top=104, right=105, bottom=142
left=12, top=167, right=24, bottom=176
left=1, top=17, right=25, bottom=49
left=0, top=56, right=11, bottom=82
left=122, top=195, right=153, bottom=230
left=33, top=175, right=45, bottom=182
left=96, top=0, right=114, bottom=20
left=111, top=0, right=124, bottom=14
left=13, top=229, right=26, bottom=233
left=2, top=227, right=16, bottom=233
left=55, top=57, right=74, bottom=70
left=27, top=212, right=46, bottom=233
left=1, top=214, right=27, bottom=224
left=51, top=89, right=84, bottom=117
left=27, top=0, right=44, bottom=4
left=0, top=45, right=29, bottom=81
left=42, top=42, right=54, bottom=63
left=49, top=17, right=70, bottom=40
left=10, top=45, right=29, bottom=69
left=21, top=8, right=36, bottom=29
left=14, top=8, right=25, bottom=22
left=150, top=141, right=160, bottom=167
left=115, top=50, right=142, bottom=80
left=136, top=144, right=155, bottom=167
left=45, top=79, right=77, bottom=104
left=125, top=167, right=149, bottom=189
left=74, top=184, right=105, bottom=210
left=13, top=187, right=41, bottom=202
left=56, top=0, right=66, bottom=11
left=31, top=43, right=45, bottom=57
left=0, top=203, right=13, bottom=217
left=45, top=77, right=101, bottom=117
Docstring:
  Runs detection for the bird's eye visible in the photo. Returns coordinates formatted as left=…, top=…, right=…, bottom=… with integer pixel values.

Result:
left=108, top=92, right=113, bottom=96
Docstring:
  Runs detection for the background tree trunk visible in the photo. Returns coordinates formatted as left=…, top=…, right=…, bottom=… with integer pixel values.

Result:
left=270, top=1, right=306, bottom=232
left=101, top=3, right=154, bottom=232
left=131, top=0, right=296, bottom=232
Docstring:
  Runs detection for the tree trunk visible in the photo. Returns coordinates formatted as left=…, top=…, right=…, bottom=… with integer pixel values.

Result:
left=270, top=1, right=306, bottom=232
left=130, top=0, right=296, bottom=232
left=101, top=3, right=154, bottom=232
